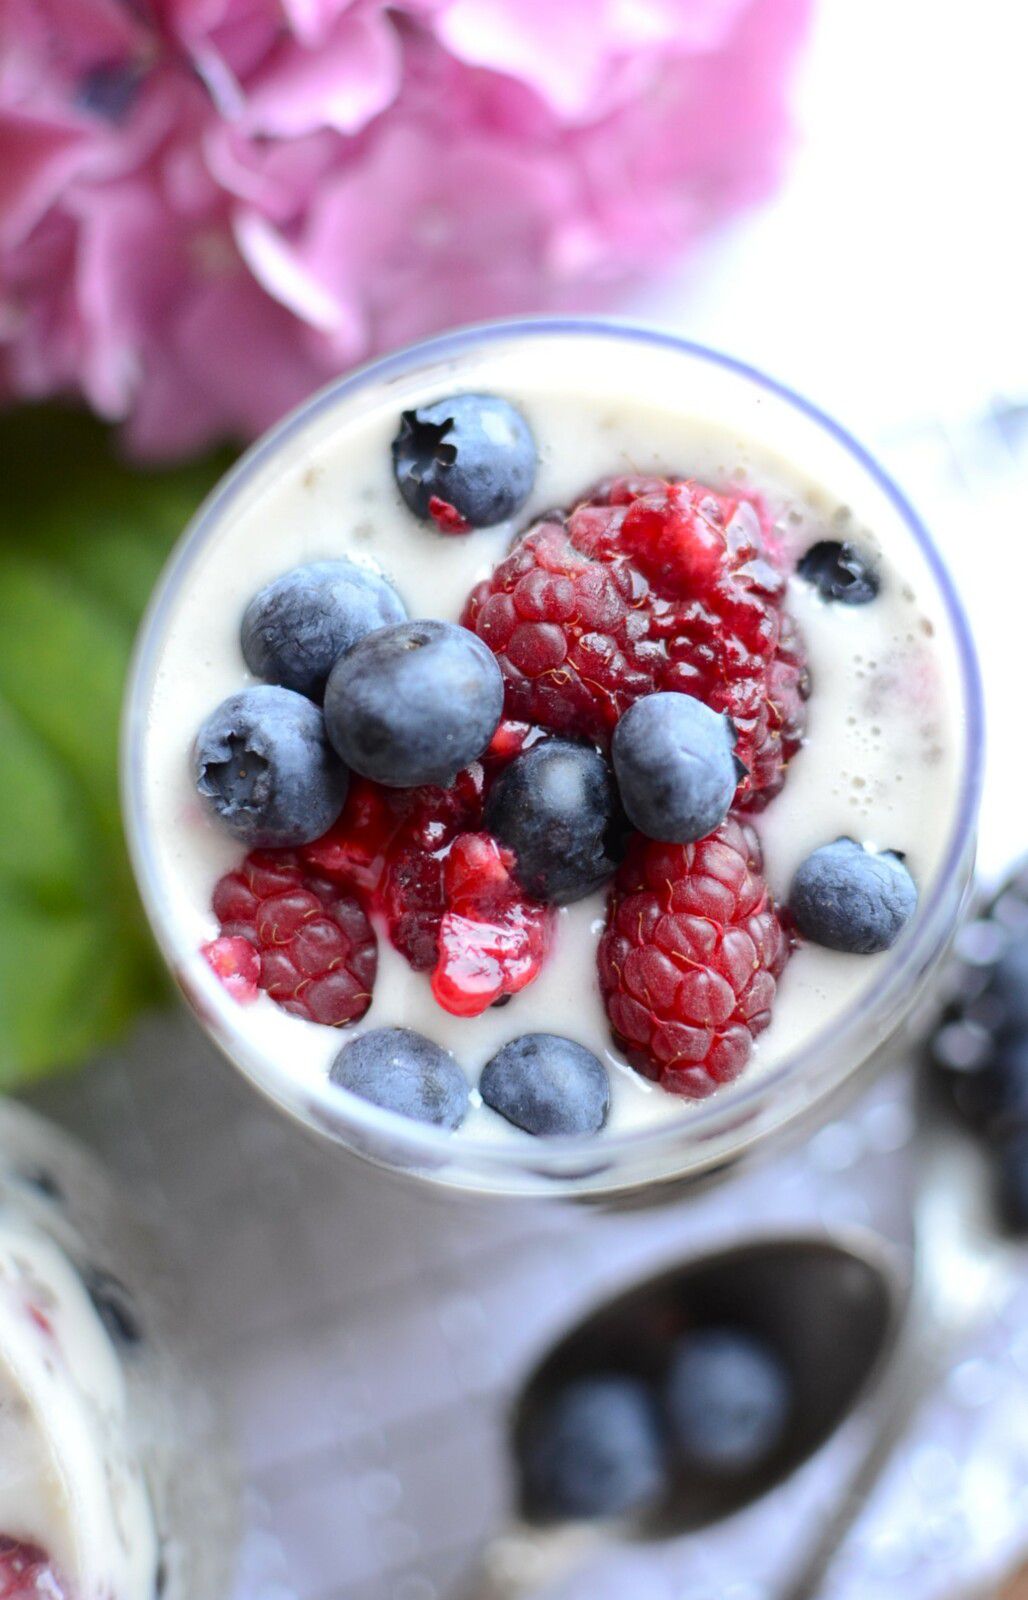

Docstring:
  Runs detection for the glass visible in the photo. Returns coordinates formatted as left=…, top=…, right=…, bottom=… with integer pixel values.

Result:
left=0, top=1100, right=236, bottom=1596
left=122, top=319, right=983, bottom=1201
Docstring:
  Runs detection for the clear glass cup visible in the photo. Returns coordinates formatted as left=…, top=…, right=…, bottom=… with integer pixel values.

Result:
left=0, top=1100, right=236, bottom=1597
left=122, top=319, right=983, bottom=1201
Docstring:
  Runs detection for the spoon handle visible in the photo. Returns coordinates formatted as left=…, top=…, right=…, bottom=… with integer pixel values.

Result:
left=459, top=1523, right=611, bottom=1599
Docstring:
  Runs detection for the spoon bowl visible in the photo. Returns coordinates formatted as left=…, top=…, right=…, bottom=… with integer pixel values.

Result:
left=513, top=1235, right=902, bottom=1536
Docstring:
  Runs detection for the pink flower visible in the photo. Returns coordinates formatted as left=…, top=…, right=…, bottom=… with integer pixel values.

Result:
left=0, top=0, right=812, bottom=457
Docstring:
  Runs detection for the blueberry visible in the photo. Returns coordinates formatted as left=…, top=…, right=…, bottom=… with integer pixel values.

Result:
left=323, top=619, right=502, bottom=788
left=949, top=1033, right=1028, bottom=1138
left=84, top=1268, right=143, bottom=1346
left=194, top=685, right=348, bottom=847
left=241, top=559, right=406, bottom=700
left=480, top=1035, right=609, bottom=1137
left=20, top=1168, right=63, bottom=1201
left=665, top=1327, right=791, bottom=1475
left=612, top=692, right=739, bottom=844
left=392, top=393, right=536, bottom=528
left=330, top=1027, right=469, bottom=1129
left=996, top=1131, right=1028, bottom=1233
left=520, top=1376, right=667, bottom=1522
left=484, top=739, right=625, bottom=905
left=797, top=540, right=879, bottom=604
left=789, top=837, right=917, bottom=954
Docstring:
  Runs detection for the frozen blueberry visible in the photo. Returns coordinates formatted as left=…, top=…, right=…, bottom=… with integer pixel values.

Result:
left=789, top=837, right=917, bottom=954
left=194, top=686, right=348, bottom=847
left=996, top=1132, right=1028, bottom=1233
left=84, top=1268, right=143, bottom=1347
left=485, top=739, right=625, bottom=905
left=392, top=393, right=537, bottom=528
left=481, top=1035, right=609, bottom=1137
left=330, top=1027, right=469, bottom=1129
left=520, top=1375, right=667, bottom=1522
left=665, top=1327, right=791, bottom=1475
left=612, top=692, right=740, bottom=844
left=323, top=619, right=502, bottom=788
left=241, top=559, right=406, bottom=700
left=797, top=540, right=879, bottom=604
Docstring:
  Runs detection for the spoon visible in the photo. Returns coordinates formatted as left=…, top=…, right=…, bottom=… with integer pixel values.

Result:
left=777, top=1083, right=1023, bottom=1600
left=462, top=1234, right=901, bottom=1599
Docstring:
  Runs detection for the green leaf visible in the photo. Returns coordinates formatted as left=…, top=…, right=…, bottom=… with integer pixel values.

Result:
left=0, top=407, right=229, bottom=1087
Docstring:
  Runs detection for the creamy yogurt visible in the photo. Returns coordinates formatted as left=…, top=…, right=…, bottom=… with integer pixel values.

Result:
left=134, top=329, right=970, bottom=1146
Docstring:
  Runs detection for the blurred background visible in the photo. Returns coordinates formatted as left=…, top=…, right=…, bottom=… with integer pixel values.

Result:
left=3, top=2, right=1028, bottom=1596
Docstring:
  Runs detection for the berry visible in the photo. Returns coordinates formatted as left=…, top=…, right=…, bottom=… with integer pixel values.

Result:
left=431, top=833, right=553, bottom=1016
left=462, top=476, right=809, bottom=809
left=330, top=1027, right=469, bottom=1128
left=211, top=850, right=377, bottom=1025
left=323, top=619, right=503, bottom=788
left=789, top=838, right=917, bottom=954
left=480, top=1034, right=609, bottom=1137
left=797, top=540, right=879, bottom=604
left=194, top=686, right=348, bottom=847
left=392, top=393, right=536, bottom=528
left=201, top=935, right=260, bottom=1002
left=931, top=888, right=1028, bottom=1138
left=996, top=1132, right=1028, bottom=1233
left=0, top=1541, right=68, bottom=1600
left=241, top=559, right=406, bottom=700
left=84, top=1268, right=143, bottom=1346
left=611, top=691, right=740, bottom=843
left=665, top=1327, right=791, bottom=1474
left=519, top=1376, right=667, bottom=1522
left=484, top=738, right=625, bottom=905
left=598, top=817, right=789, bottom=1097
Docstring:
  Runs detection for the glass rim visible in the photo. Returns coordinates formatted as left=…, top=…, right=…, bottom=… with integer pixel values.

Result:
left=122, top=315, right=985, bottom=1187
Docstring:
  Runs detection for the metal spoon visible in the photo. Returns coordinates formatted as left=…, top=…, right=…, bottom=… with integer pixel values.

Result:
left=462, top=1234, right=902, bottom=1599
left=777, top=1085, right=1023, bottom=1600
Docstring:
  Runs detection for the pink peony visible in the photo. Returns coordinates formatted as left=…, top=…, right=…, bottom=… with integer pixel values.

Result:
left=0, top=0, right=812, bottom=457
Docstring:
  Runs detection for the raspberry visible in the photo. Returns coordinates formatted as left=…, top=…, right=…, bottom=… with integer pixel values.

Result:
left=0, top=1541, right=68, bottom=1600
left=201, top=935, right=260, bottom=1002
left=462, top=477, right=809, bottom=808
left=598, top=816, right=790, bottom=1098
left=232, top=747, right=552, bottom=1020
left=210, top=851, right=377, bottom=1025
left=432, top=833, right=553, bottom=1017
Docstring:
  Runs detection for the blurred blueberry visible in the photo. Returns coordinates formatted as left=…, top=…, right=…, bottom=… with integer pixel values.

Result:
left=665, top=1327, right=791, bottom=1475
left=520, top=1375, right=667, bottom=1522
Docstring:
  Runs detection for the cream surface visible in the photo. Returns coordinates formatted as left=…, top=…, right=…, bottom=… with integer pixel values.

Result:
left=0, top=1213, right=157, bottom=1599
left=137, top=331, right=968, bottom=1142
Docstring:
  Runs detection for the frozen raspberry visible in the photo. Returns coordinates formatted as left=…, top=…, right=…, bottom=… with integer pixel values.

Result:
left=201, top=935, right=260, bottom=1002
left=462, top=477, right=809, bottom=808
left=0, top=1541, right=68, bottom=1600
left=598, top=816, right=790, bottom=1098
left=210, top=851, right=377, bottom=1025
left=379, top=764, right=487, bottom=969
left=432, top=833, right=553, bottom=1017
